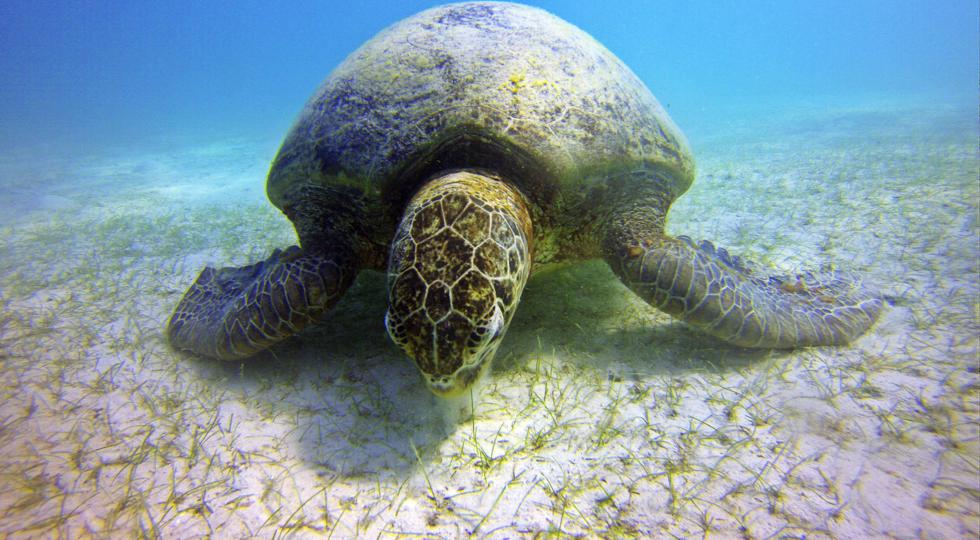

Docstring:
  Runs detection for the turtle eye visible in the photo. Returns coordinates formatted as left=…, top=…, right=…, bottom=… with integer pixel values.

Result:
left=384, top=311, right=393, bottom=338
left=487, top=304, right=504, bottom=339
left=466, top=305, right=505, bottom=352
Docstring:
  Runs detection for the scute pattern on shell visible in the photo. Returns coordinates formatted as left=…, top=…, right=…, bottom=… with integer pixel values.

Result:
left=266, top=1, right=694, bottom=243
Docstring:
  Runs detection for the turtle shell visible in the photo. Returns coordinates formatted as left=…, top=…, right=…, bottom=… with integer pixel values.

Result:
left=267, top=2, right=694, bottom=254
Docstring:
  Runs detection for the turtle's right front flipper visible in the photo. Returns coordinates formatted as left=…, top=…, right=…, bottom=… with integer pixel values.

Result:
left=167, top=246, right=354, bottom=359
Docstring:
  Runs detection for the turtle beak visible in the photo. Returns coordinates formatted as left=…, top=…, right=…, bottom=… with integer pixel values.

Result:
left=423, top=304, right=505, bottom=396
left=385, top=304, right=506, bottom=397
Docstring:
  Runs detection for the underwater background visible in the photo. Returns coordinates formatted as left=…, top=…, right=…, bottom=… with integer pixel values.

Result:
left=1, top=0, right=976, bottom=154
left=1, top=1, right=977, bottom=538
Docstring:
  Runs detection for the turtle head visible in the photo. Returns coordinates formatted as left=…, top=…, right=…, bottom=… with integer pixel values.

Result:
left=385, top=170, right=532, bottom=397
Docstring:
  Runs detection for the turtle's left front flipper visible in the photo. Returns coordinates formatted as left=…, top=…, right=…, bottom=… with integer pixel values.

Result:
left=167, top=246, right=354, bottom=359
left=604, top=235, right=883, bottom=348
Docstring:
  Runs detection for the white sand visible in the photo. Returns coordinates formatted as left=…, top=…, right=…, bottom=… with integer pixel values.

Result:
left=0, top=101, right=976, bottom=538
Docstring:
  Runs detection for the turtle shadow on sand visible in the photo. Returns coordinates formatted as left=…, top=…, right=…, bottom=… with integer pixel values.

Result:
left=179, top=271, right=446, bottom=476
left=499, top=261, right=781, bottom=378
left=179, top=263, right=778, bottom=477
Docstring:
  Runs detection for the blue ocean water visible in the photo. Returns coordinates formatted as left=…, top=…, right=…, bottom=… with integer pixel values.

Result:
left=1, top=3, right=979, bottom=537
left=1, top=0, right=976, bottom=155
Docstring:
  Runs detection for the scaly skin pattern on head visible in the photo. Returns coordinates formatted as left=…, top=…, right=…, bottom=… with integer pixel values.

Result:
left=385, top=170, right=532, bottom=396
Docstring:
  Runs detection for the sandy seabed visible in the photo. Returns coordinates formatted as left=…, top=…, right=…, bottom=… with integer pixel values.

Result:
left=0, top=101, right=977, bottom=539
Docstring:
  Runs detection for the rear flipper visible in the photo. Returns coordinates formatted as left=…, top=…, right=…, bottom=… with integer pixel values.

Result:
left=606, top=236, right=883, bottom=348
left=167, top=246, right=354, bottom=359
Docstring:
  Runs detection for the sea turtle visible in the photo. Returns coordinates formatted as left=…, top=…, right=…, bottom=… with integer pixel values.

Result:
left=167, top=2, right=882, bottom=396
